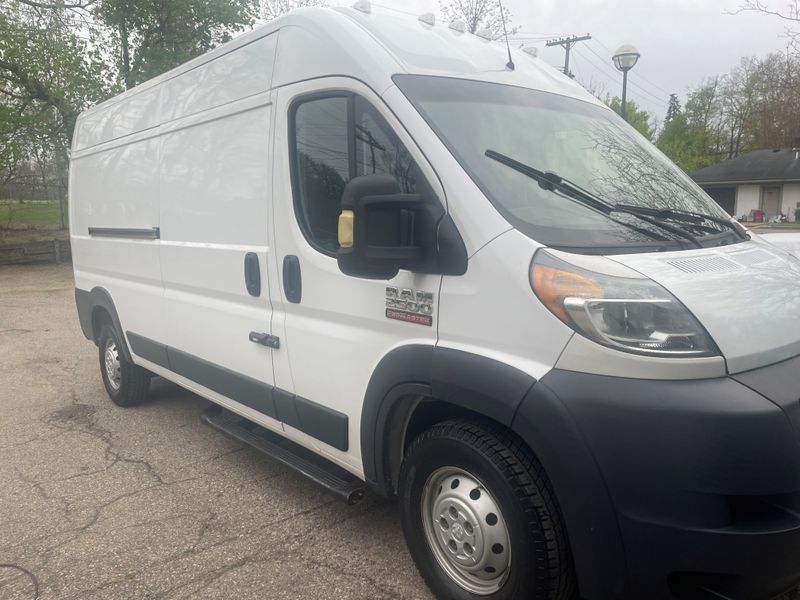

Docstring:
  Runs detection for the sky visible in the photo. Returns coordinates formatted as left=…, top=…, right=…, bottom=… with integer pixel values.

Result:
left=327, top=0, right=793, bottom=123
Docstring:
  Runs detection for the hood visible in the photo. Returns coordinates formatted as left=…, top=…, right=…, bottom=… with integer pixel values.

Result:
left=758, top=232, right=800, bottom=259
left=608, top=238, right=800, bottom=374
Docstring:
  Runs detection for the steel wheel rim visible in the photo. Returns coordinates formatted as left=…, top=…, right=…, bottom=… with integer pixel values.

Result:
left=103, top=338, right=121, bottom=391
left=421, top=466, right=512, bottom=595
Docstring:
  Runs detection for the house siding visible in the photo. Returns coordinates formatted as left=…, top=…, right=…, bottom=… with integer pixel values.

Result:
left=735, top=184, right=761, bottom=219
left=783, top=183, right=800, bottom=221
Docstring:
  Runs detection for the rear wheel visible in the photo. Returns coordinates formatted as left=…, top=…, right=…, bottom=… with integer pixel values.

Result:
left=399, top=418, right=576, bottom=600
left=98, top=324, right=150, bottom=407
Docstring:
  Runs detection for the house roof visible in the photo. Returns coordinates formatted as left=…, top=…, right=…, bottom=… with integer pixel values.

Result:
left=690, top=148, right=800, bottom=185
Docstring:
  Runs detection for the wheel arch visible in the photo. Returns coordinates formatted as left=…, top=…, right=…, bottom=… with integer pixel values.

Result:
left=360, top=345, right=537, bottom=496
left=74, top=286, right=132, bottom=361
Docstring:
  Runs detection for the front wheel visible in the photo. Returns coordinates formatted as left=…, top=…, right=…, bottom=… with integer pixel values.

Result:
left=399, top=419, right=576, bottom=600
left=98, top=324, right=151, bottom=407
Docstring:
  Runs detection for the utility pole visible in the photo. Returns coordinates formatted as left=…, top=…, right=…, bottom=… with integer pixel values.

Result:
left=545, top=34, right=592, bottom=78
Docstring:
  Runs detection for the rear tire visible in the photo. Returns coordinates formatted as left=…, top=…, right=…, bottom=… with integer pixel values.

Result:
left=98, top=324, right=150, bottom=407
left=399, top=418, right=576, bottom=600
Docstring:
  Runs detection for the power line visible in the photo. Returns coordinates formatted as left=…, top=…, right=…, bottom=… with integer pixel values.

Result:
left=515, top=31, right=575, bottom=35
left=570, top=51, right=584, bottom=83
left=545, top=34, right=592, bottom=78
left=585, top=41, right=669, bottom=101
left=572, top=47, right=670, bottom=110
left=571, top=46, right=669, bottom=108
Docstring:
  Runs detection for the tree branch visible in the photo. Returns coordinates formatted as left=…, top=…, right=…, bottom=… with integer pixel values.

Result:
left=14, top=0, right=98, bottom=10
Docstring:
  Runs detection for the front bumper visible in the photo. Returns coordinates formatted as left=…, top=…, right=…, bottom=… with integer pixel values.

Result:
left=512, top=355, right=800, bottom=600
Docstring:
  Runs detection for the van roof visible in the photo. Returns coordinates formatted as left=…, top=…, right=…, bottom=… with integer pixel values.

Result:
left=328, top=5, right=593, bottom=101
left=73, top=5, right=601, bottom=151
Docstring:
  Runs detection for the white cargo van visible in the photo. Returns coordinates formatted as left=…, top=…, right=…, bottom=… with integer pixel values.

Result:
left=70, top=4, right=800, bottom=599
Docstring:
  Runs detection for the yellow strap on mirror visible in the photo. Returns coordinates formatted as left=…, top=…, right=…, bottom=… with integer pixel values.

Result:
left=338, top=210, right=354, bottom=248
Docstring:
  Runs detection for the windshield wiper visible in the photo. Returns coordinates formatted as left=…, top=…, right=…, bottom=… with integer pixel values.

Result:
left=485, top=149, right=703, bottom=248
left=614, top=204, right=748, bottom=241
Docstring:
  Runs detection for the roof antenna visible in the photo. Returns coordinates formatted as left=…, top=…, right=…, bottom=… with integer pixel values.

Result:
left=498, top=0, right=515, bottom=70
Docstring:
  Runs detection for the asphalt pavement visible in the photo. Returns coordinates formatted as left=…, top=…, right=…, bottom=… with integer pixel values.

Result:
left=2, top=263, right=799, bottom=600
left=0, top=264, right=433, bottom=600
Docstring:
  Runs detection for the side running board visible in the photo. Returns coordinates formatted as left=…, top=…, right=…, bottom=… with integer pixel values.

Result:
left=200, top=406, right=366, bottom=505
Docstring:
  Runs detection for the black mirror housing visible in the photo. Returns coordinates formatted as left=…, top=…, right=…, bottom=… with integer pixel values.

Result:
left=336, top=174, right=468, bottom=279
left=338, top=175, right=434, bottom=278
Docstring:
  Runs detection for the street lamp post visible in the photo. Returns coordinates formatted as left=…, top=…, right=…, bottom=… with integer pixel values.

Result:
left=612, top=45, right=640, bottom=121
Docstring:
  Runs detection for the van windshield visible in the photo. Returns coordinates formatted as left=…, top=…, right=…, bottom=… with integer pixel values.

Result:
left=394, top=75, right=739, bottom=252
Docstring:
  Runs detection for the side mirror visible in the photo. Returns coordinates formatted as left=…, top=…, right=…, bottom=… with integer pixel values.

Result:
left=337, top=174, right=437, bottom=279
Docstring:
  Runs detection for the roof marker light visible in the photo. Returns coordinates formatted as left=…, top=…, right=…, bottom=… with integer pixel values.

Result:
left=353, top=0, right=371, bottom=14
left=523, top=46, right=538, bottom=58
left=476, top=28, right=492, bottom=40
left=449, top=20, right=466, bottom=33
left=418, top=12, right=435, bottom=26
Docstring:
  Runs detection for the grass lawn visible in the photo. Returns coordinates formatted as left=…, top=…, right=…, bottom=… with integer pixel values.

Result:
left=0, top=200, right=63, bottom=229
left=750, top=222, right=800, bottom=230
left=764, top=222, right=800, bottom=229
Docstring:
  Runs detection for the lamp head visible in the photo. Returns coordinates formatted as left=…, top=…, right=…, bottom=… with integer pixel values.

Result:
left=613, top=44, right=640, bottom=72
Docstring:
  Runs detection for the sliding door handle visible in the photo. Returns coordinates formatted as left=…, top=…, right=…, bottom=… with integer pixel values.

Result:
left=244, top=252, right=261, bottom=297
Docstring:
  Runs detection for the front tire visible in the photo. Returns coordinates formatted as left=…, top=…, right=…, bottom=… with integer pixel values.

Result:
left=98, top=324, right=150, bottom=407
left=399, top=419, right=576, bottom=600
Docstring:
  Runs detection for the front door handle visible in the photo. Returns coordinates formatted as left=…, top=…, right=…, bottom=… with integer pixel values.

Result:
left=283, top=255, right=302, bottom=304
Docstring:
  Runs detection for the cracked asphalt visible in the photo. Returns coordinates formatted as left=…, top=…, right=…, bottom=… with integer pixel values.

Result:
left=0, top=264, right=434, bottom=600
left=3, top=263, right=800, bottom=600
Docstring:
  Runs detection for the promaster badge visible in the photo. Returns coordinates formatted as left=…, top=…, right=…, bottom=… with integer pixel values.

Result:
left=385, top=287, right=434, bottom=326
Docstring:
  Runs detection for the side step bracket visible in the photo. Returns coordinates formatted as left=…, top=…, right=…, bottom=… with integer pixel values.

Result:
left=200, top=406, right=366, bottom=505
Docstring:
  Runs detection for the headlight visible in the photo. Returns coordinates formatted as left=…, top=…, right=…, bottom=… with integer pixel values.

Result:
left=530, top=250, right=719, bottom=357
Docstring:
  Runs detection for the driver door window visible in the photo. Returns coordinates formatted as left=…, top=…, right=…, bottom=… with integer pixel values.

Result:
left=291, top=94, right=422, bottom=254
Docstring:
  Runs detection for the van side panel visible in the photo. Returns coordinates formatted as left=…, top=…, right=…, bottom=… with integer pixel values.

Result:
left=72, top=30, right=279, bottom=398
left=73, top=87, right=161, bottom=151
left=70, top=136, right=164, bottom=345
left=158, top=100, right=275, bottom=394
left=160, top=34, right=277, bottom=123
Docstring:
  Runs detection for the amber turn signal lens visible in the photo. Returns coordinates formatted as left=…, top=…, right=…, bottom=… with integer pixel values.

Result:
left=338, top=210, right=354, bottom=248
left=530, top=263, right=603, bottom=323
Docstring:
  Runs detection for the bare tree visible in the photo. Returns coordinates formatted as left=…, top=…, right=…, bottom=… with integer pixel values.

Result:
left=439, top=0, right=518, bottom=40
left=261, top=0, right=326, bottom=21
left=731, top=0, right=799, bottom=50
left=579, top=76, right=608, bottom=102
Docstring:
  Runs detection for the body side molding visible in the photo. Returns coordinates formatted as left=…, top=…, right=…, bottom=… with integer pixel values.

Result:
left=127, top=331, right=348, bottom=451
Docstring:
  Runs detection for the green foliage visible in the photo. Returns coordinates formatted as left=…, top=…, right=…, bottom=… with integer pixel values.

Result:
left=0, top=200, right=61, bottom=228
left=95, top=0, right=260, bottom=89
left=605, top=97, right=655, bottom=140
left=0, top=0, right=261, bottom=227
left=0, top=3, right=110, bottom=227
left=0, top=6, right=108, bottom=141
left=656, top=113, right=715, bottom=172
left=664, top=93, right=681, bottom=125
left=656, top=53, right=800, bottom=172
